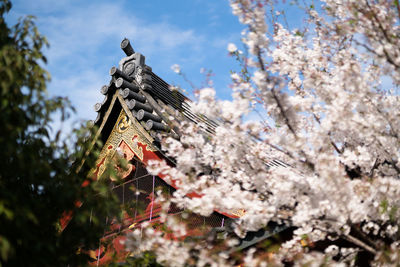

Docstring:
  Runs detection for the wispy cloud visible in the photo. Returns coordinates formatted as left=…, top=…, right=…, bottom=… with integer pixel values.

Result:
left=10, top=0, right=243, bottom=122
left=41, top=2, right=204, bottom=65
left=11, top=0, right=208, bottom=121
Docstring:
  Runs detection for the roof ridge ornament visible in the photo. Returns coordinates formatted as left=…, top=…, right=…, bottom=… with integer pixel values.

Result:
left=120, top=38, right=135, bottom=56
left=135, top=66, right=143, bottom=87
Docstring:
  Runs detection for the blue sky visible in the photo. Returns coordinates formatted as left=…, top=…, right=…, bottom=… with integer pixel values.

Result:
left=8, top=0, right=246, bottom=123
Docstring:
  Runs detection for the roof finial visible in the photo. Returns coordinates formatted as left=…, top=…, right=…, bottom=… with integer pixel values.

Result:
left=121, top=38, right=135, bottom=56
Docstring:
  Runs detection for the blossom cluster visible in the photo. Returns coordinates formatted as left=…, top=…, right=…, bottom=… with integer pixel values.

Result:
left=126, top=0, right=400, bottom=265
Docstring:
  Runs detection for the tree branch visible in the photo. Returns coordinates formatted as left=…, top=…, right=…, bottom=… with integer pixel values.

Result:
left=343, top=234, right=377, bottom=255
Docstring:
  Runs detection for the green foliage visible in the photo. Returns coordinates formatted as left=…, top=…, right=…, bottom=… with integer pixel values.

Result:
left=380, top=199, right=389, bottom=213
left=0, top=0, right=121, bottom=266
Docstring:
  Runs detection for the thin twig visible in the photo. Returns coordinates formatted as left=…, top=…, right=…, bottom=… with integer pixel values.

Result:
left=313, top=114, right=342, bottom=154
left=343, top=234, right=377, bottom=255
left=395, top=0, right=400, bottom=20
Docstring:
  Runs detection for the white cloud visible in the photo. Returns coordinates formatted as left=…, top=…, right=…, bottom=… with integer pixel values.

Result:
left=49, top=69, right=105, bottom=119
left=41, top=3, right=203, bottom=63
left=10, top=0, right=243, bottom=124
left=16, top=0, right=208, bottom=121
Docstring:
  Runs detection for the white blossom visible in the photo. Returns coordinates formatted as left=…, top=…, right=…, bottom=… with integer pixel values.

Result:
left=170, top=64, right=181, bottom=74
left=227, top=43, right=238, bottom=53
left=125, top=0, right=400, bottom=265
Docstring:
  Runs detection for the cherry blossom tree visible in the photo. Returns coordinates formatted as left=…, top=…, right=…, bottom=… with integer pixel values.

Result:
left=125, top=0, right=400, bottom=265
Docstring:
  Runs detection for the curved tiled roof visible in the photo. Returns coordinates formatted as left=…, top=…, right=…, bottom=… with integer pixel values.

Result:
left=94, top=38, right=218, bottom=142
left=93, top=38, right=290, bottom=169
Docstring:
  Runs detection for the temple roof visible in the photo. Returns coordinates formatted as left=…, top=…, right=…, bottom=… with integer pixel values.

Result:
left=93, top=38, right=220, bottom=147
left=93, top=38, right=289, bottom=169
